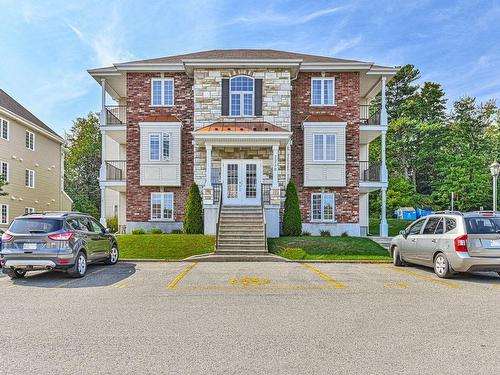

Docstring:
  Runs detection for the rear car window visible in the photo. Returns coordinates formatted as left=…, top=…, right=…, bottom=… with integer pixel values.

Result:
left=9, top=218, right=63, bottom=234
left=465, top=217, right=500, bottom=234
left=445, top=218, right=456, bottom=232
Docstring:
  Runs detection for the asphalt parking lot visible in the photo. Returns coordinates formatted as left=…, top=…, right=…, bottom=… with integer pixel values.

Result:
left=1, top=261, right=500, bottom=374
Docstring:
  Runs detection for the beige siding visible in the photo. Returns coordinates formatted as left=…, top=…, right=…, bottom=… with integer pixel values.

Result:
left=0, top=112, right=69, bottom=227
left=303, top=124, right=346, bottom=187
left=139, top=123, right=181, bottom=186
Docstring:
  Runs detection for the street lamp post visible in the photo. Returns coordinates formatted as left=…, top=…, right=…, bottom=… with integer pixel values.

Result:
left=490, top=160, right=500, bottom=212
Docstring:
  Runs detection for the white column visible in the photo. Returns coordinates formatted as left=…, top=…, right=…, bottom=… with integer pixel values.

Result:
left=494, top=174, right=498, bottom=212
left=379, top=76, right=388, bottom=237
left=205, top=144, right=212, bottom=188
left=99, top=78, right=107, bottom=226
left=272, top=144, right=279, bottom=188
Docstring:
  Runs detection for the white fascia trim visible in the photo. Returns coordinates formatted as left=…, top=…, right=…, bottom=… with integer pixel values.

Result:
left=192, top=131, right=291, bottom=138
left=301, top=62, right=373, bottom=71
left=303, top=122, right=347, bottom=128
left=115, top=63, right=185, bottom=72
left=62, top=190, right=74, bottom=203
left=139, top=122, right=183, bottom=128
left=0, top=108, right=64, bottom=144
left=366, top=67, right=400, bottom=76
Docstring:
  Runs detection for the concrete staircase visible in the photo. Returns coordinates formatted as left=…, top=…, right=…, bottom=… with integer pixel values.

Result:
left=215, top=206, right=268, bottom=255
left=369, top=236, right=393, bottom=250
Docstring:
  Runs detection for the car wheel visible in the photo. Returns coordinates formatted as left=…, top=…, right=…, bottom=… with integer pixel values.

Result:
left=497, top=272, right=500, bottom=278
left=67, top=251, right=87, bottom=278
left=392, top=246, right=404, bottom=266
left=104, top=246, right=119, bottom=265
left=7, top=269, right=26, bottom=279
left=434, top=253, right=452, bottom=278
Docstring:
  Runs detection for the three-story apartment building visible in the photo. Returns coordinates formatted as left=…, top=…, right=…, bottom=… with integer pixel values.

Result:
left=88, top=50, right=397, bottom=240
left=0, top=89, right=72, bottom=228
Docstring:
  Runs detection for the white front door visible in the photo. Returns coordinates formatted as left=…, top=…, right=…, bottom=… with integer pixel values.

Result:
left=222, top=160, right=261, bottom=205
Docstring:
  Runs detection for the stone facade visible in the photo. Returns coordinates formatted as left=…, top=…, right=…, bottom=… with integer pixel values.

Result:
left=291, top=71, right=360, bottom=225
left=126, top=72, right=194, bottom=224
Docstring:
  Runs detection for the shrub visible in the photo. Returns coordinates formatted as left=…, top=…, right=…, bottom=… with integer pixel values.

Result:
left=341, top=231, right=349, bottom=237
left=277, top=247, right=307, bottom=260
left=301, top=231, right=311, bottom=236
left=170, top=228, right=183, bottom=234
left=106, top=217, right=118, bottom=233
left=283, top=180, right=302, bottom=236
left=150, top=228, right=162, bottom=234
left=184, top=183, right=203, bottom=234
left=320, top=230, right=331, bottom=237
left=131, top=229, right=146, bottom=235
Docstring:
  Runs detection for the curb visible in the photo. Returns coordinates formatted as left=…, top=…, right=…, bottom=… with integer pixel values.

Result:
left=119, top=258, right=392, bottom=264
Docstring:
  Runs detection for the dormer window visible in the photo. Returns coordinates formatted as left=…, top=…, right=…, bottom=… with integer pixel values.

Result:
left=230, top=76, right=254, bottom=116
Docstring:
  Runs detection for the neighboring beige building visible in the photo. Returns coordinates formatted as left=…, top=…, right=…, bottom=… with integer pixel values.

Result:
left=0, top=89, right=72, bottom=228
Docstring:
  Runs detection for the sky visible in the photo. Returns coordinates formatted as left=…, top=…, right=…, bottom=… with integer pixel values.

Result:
left=1, top=0, right=499, bottom=136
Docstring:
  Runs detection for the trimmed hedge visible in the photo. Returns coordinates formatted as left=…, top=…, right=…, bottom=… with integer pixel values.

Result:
left=282, top=180, right=302, bottom=236
left=184, top=183, right=204, bottom=234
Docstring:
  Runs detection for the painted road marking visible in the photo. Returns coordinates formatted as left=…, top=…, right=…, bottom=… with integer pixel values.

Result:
left=383, top=282, right=410, bottom=289
left=114, top=283, right=128, bottom=289
left=228, top=277, right=270, bottom=286
left=382, top=265, right=460, bottom=289
left=55, top=268, right=107, bottom=288
left=302, top=263, right=347, bottom=288
left=167, top=262, right=197, bottom=289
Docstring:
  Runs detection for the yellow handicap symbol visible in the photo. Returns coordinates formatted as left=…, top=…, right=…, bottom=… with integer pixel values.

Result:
left=229, top=277, right=270, bottom=286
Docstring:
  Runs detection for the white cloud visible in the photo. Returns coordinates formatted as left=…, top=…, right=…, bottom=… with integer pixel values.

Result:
left=227, top=6, right=346, bottom=26
left=329, top=35, right=363, bottom=55
left=68, top=5, right=133, bottom=66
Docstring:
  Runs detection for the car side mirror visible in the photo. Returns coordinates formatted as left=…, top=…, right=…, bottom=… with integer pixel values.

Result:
left=105, top=228, right=111, bottom=234
left=399, top=230, right=408, bottom=239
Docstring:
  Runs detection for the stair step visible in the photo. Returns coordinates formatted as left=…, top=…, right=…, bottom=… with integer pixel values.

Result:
left=215, top=250, right=268, bottom=255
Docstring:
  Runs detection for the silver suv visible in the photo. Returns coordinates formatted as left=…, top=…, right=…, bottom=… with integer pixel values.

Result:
left=390, top=211, right=500, bottom=278
left=1, top=212, right=119, bottom=279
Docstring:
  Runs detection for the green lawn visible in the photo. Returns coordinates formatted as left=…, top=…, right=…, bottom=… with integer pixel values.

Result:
left=369, top=218, right=410, bottom=237
left=268, top=236, right=391, bottom=261
left=117, top=234, right=215, bottom=260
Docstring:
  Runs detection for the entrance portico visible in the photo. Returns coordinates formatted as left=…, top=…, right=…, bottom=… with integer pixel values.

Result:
left=192, top=122, right=292, bottom=237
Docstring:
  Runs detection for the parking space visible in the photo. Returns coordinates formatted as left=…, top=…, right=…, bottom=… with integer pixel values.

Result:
left=1, top=262, right=500, bottom=374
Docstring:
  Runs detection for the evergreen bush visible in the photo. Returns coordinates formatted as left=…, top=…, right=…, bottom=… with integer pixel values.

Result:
left=282, top=180, right=302, bottom=236
left=184, top=183, right=204, bottom=234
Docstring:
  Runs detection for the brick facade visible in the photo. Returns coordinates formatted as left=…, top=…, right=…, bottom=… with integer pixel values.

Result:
left=126, top=72, right=194, bottom=223
left=291, top=72, right=360, bottom=224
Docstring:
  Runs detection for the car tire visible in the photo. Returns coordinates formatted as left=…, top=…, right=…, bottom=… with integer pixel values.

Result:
left=67, top=251, right=87, bottom=278
left=104, top=246, right=119, bottom=265
left=497, top=272, right=500, bottom=278
left=434, top=253, right=452, bottom=278
left=7, top=269, right=26, bottom=279
left=392, top=246, right=404, bottom=266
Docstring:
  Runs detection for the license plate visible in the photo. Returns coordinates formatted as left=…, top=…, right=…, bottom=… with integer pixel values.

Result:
left=490, top=240, right=500, bottom=247
left=23, top=243, right=37, bottom=250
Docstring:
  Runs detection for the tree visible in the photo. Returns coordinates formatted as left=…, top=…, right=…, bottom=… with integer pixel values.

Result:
left=0, top=175, right=8, bottom=197
left=282, top=180, right=302, bottom=236
left=65, top=113, right=101, bottom=218
left=184, top=183, right=203, bottom=234
left=432, top=97, right=499, bottom=210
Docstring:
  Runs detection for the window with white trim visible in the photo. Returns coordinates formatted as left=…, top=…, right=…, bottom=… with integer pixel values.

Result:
left=149, top=133, right=170, bottom=161
left=25, top=169, right=35, bottom=188
left=151, top=78, right=174, bottom=106
left=25, top=130, right=35, bottom=150
left=313, top=134, right=336, bottom=161
left=25, top=207, right=35, bottom=214
left=230, top=76, right=254, bottom=116
left=0, top=118, right=8, bottom=140
left=151, top=192, right=174, bottom=220
left=0, top=161, right=8, bottom=182
left=0, top=204, right=8, bottom=224
left=311, top=193, right=335, bottom=222
left=311, top=78, right=335, bottom=105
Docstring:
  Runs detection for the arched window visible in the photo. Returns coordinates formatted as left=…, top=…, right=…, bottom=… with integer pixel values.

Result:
left=230, top=76, right=254, bottom=116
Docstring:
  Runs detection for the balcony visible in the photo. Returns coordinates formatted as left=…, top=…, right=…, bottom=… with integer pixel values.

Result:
left=360, top=105, right=381, bottom=125
left=105, top=105, right=127, bottom=125
left=359, top=105, right=385, bottom=144
left=102, top=160, right=126, bottom=191
left=359, top=160, right=386, bottom=193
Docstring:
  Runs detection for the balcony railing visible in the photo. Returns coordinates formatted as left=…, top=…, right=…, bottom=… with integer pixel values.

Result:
left=360, top=161, right=381, bottom=182
left=105, top=105, right=126, bottom=126
left=105, top=160, right=126, bottom=181
left=212, top=183, right=222, bottom=204
left=261, top=183, right=271, bottom=205
left=360, top=105, right=381, bottom=125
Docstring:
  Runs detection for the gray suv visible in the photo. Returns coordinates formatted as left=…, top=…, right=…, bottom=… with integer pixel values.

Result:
left=390, top=211, right=500, bottom=278
left=1, top=212, right=119, bottom=279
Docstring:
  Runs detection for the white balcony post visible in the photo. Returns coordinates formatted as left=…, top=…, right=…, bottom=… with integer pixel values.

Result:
left=380, top=188, right=388, bottom=237
left=205, top=144, right=212, bottom=189
left=99, top=78, right=107, bottom=226
left=272, top=144, right=279, bottom=188
left=381, top=76, right=388, bottom=126
left=379, top=76, right=389, bottom=237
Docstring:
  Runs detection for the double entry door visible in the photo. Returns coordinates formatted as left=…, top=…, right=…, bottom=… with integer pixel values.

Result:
left=222, top=160, right=262, bottom=205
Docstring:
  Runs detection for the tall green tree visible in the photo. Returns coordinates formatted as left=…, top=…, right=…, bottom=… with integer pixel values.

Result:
left=283, top=180, right=302, bottom=236
left=432, top=97, right=499, bottom=210
left=184, top=183, right=203, bottom=234
left=65, top=113, right=101, bottom=218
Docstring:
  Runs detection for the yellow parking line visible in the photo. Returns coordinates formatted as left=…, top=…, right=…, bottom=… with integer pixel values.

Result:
left=302, top=263, right=347, bottom=289
left=382, top=265, right=460, bottom=289
left=55, top=267, right=106, bottom=288
left=167, top=262, right=197, bottom=289
left=114, top=283, right=128, bottom=289
left=383, top=282, right=410, bottom=289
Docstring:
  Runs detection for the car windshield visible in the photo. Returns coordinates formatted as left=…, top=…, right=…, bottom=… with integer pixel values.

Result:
left=465, top=217, right=500, bottom=234
left=9, top=218, right=63, bottom=234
